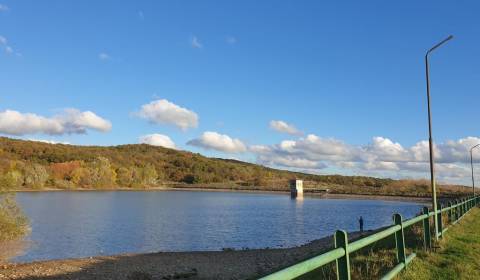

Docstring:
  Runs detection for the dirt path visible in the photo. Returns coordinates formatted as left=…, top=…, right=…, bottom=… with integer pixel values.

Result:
left=0, top=231, right=375, bottom=280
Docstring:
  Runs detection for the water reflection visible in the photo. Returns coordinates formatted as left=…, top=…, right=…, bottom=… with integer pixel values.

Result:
left=13, top=191, right=422, bottom=262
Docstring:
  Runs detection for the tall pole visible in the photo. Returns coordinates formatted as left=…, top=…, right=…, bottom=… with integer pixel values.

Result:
left=470, top=144, right=480, bottom=195
left=425, top=35, right=453, bottom=241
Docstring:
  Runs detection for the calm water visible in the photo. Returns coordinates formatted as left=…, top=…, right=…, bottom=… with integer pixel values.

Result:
left=12, top=191, right=422, bottom=262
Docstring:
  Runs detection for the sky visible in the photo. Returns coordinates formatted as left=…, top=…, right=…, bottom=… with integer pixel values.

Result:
left=1, top=1, right=480, bottom=185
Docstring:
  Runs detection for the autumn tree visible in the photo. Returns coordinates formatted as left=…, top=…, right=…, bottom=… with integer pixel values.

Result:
left=22, top=163, right=49, bottom=189
left=89, top=157, right=117, bottom=188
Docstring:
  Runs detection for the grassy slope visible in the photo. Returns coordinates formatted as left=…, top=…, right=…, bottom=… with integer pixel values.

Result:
left=400, top=207, right=480, bottom=280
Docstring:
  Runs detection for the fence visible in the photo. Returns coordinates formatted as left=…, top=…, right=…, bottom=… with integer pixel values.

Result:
left=260, top=195, right=480, bottom=280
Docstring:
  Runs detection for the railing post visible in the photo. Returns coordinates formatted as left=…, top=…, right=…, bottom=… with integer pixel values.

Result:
left=453, top=200, right=457, bottom=221
left=393, top=214, right=407, bottom=266
left=447, top=202, right=452, bottom=224
left=335, top=230, right=351, bottom=280
left=455, top=199, right=462, bottom=221
left=437, top=204, right=443, bottom=238
left=460, top=199, right=464, bottom=217
left=423, top=207, right=431, bottom=250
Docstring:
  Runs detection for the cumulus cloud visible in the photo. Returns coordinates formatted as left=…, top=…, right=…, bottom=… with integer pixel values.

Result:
left=191, top=36, right=202, bottom=48
left=137, top=99, right=198, bottom=131
left=250, top=134, right=480, bottom=184
left=269, top=120, right=302, bottom=136
left=0, top=109, right=112, bottom=136
left=187, top=131, right=247, bottom=153
left=139, top=134, right=176, bottom=149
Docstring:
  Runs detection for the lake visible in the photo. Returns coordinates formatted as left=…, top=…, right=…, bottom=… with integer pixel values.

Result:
left=12, top=191, right=423, bottom=263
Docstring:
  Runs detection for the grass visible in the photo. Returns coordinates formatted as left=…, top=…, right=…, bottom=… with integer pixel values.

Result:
left=399, top=207, right=480, bottom=280
left=294, top=205, right=475, bottom=280
left=296, top=224, right=425, bottom=280
left=0, top=193, right=29, bottom=241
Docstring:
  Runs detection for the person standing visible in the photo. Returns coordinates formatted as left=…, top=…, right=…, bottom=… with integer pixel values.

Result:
left=359, top=216, right=364, bottom=232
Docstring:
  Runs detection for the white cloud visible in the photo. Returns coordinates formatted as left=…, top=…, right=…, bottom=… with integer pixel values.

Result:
left=61, top=109, right=112, bottom=133
left=187, top=131, right=247, bottom=153
left=226, top=36, right=237, bottom=44
left=0, top=109, right=112, bottom=136
left=0, top=35, right=16, bottom=55
left=191, top=36, right=202, bottom=48
left=139, top=134, right=176, bottom=149
left=28, top=139, right=71, bottom=145
left=137, top=99, right=198, bottom=131
left=366, top=137, right=409, bottom=161
left=98, top=52, right=111, bottom=61
left=0, top=4, right=8, bottom=12
left=269, top=120, right=302, bottom=136
left=250, top=134, right=480, bottom=184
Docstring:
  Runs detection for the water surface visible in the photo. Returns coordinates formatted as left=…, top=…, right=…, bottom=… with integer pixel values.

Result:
left=13, top=191, right=422, bottom=262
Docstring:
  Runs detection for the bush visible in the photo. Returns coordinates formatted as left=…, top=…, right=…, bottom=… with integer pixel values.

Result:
left=0, top=194, right=29, bottom=241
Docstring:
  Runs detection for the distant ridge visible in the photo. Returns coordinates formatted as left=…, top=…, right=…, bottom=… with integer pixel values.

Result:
left=0, top=137, right=470, bottom=197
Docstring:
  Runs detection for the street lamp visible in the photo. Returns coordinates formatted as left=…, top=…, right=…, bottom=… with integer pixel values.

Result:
left=470, top=144, right=480, bottom=195
left=425, top=35, right=453, bottom=241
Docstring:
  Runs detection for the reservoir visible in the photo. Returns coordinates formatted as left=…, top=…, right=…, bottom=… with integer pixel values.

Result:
left=12, top=191, right=423, bottom=262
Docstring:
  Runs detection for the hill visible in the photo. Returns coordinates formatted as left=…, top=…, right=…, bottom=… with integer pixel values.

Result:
left=0, top=137, right=471, bottom=197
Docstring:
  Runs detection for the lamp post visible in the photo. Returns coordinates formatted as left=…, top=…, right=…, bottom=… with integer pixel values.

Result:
left=425, top=35, right=453, bottom=241
left=470, top=144, right=480, bottom=195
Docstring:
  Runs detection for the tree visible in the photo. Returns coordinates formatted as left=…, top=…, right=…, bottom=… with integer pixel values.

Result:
left=132, top=164, right=158, bottom=187
left=116, top=167, right=133, bottom=187
left=89, top=157, right=117, bottom=188
left=0, top=194, right=29, bottom=241
left=182, top=174, right=198, bottom=184
left=0, top=170, right=22, bottom=190
left=50, top=161, right=81, bottom=181
left=22, top=163, right=49, bottom=189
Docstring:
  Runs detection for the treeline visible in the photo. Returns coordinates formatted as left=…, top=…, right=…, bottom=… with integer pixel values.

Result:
left=0, top=137, right=472, bottom=197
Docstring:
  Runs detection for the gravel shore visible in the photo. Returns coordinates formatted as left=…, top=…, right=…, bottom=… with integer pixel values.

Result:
left=0, top=231, right=374, bottom=280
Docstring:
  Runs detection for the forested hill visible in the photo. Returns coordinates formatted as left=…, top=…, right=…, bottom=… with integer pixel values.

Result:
left=0, top=137, right=471, bottom=197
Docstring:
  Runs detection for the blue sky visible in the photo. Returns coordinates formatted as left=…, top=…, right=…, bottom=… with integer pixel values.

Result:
left=1, top=1, right=480, bottom=184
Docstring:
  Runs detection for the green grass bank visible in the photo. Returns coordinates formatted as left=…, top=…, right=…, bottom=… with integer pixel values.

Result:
left=399, top=207, right=480, bottom=280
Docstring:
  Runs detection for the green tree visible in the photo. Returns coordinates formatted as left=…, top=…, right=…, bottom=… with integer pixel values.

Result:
left=132, top=164, right=158, bottom=187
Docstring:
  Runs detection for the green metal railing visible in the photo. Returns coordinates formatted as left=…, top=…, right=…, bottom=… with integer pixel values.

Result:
left=260, top=195, right=480, bottom=280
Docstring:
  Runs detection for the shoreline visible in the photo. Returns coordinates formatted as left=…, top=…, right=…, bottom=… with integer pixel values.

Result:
left=7, top=186, right=433, bottom=203
left=0, top=229, right=377, bottom=280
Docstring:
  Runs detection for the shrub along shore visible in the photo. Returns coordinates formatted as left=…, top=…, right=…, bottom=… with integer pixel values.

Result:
left=0, top=194, right=29, bottom=243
